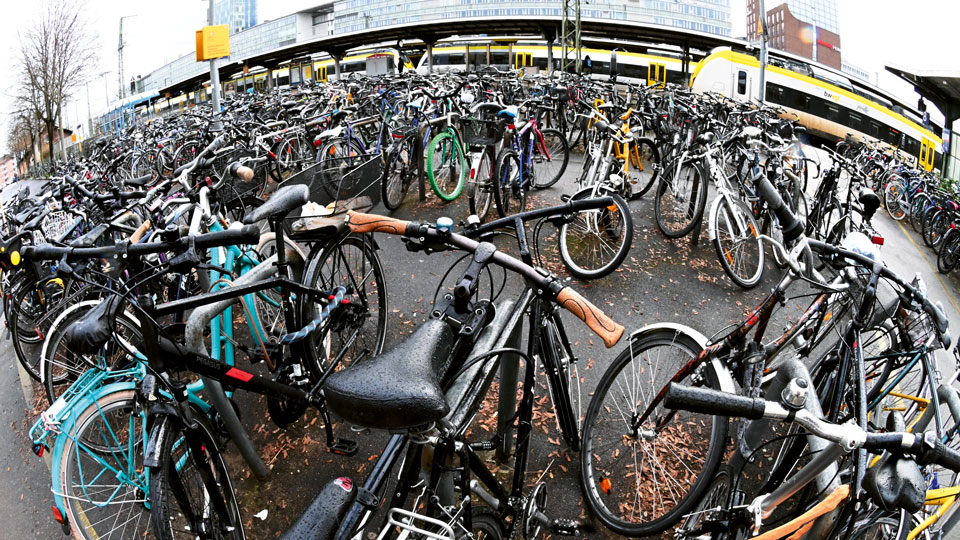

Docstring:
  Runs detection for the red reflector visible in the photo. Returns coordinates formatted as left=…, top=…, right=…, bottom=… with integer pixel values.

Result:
left=267, top=151, right=276, bottom=159
left=871, top=236, right=884, bottom=245
left=225, top=368, right=253, bottom=382
left=470, top=168, right=476, bottom=179
left=52, top=507, right=65, bottom=524
left=507, top=124, right=515, bottom=129
left=341, top=299, right=351, bottom=305
left=157, top=143, right=163, bottom=149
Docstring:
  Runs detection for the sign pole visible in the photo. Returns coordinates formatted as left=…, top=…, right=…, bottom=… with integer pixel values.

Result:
left=757, top=0, right=767, bottom=103
left=207, top=0, right=223, bottom=130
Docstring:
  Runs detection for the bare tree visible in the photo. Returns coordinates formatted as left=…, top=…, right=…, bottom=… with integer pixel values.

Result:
left=15, top=1, right=97, bottom=163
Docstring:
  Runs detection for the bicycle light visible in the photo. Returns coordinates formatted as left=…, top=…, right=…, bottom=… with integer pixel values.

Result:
left=436, top=217, right=453, bottom=233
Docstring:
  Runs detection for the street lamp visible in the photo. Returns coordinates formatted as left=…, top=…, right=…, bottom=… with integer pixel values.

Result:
left=118, top=15, right=137, bottom=100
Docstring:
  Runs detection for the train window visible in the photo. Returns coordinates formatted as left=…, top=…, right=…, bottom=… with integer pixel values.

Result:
left=824, top=103, right=840, bottom=121
left=622, top=64, right=645, bottom=80
left=449, top=54, right=465, bottom=65
left=533, top=56, right=547, bottom=70
left=470, top=52, right=486, bottom=66
left=491, top=51, right=509, bottom=65
left=847, top=112, right=862, bottom=131
left=736, top=70, right=747, bottom=94
left=765, top=82, right=784, bottom=105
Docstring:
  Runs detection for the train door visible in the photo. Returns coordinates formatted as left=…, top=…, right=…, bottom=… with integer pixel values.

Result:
left=919, top=138, right=935, bottom=172
left=514, top=52, right=532, bottom=69
left=318, top=65, right=328, bottom=83
left=734, top=68, right=751, bottom=100
left=648, top=62, right=667, bottom=87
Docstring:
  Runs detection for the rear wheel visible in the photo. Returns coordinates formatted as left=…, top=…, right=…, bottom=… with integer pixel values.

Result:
left=493, top=150, right=525, bottom=218
left=558, top=187, right=633, bottom=280
left=909, top=194, right=931, bottom=232
left=654, top=161, right=708, bottom=238
left=381, top=136, right=416, bottom=211
left=884, top=180, right=908, bottom=220
left=939, top=228, right=960, bottom=273
left=580, top=330, right=728, bottom=536
left=627, top=138, right=660, bottom=199
left=530, top=128, right=569, bottom=189
left=467, top=149, right=495, bottom=221
left=426, top=131, right=466, bottom=201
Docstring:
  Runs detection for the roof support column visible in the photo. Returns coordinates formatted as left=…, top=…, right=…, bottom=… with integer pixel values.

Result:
left=266, top=68, right=274, bottom=91
left=465, top=43, right=470, bottom=72
left=547, top=41, right=554, bottom=75
left=334, top=55, right=342, bottom=80
left=427, top=42, right=434, bottom=73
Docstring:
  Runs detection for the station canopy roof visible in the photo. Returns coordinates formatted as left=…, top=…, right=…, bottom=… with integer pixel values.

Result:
left=886, top=63, right=960, bottom=124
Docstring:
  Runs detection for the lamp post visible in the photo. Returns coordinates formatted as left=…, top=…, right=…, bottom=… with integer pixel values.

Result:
left=118, top=15, right=137, bottom=100
left=206, top=0, right=223, bottom=130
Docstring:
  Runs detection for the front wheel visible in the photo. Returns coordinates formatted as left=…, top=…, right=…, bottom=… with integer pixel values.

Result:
left=150, top=414, right=244, bottom=540
left=426, top=130, right=466, bottom=201
left=381, top=136, right=416, bottom=211
left=884, top=180, right=908, bottom=221
left=558, top=188, right=633, bottom=280
left=580, top=330, right=728, bottom=536
left=626, top=137, right=660, bottom=199
left=654, top=161, right=708, bottom=238
left=467, top=148, right=495, bottom=221
left=711, top=196, right=764, bottom=289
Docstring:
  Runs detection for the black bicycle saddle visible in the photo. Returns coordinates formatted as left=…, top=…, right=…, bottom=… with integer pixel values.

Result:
left=323, top=318, right=452, bottom=430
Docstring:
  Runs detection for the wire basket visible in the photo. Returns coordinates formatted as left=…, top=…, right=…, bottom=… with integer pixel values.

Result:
left=461, top=117, right=504, bottom=148
left=895, top=299, right=941, bottom=350
left=280, top=153, right=382, bottom=218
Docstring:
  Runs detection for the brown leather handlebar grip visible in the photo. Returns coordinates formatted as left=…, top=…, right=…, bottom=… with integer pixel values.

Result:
left=556, top=287, right=624, bottom=348
left=236, top=166, right=255, bottom=182
left=129, top=220, right=151, bottom=244
left=346, top=211, right=410, bottom=235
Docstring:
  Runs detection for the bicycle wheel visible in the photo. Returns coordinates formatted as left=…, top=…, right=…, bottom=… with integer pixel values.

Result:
left=531, top=128, right=569, bottom=189
left=654, top=161, right=708, bottom=238
left=272, top=135, right=308, bottom=183
left=847, top=510, right=910, bottom=540
left=380, top=136, right=416, bottom=211
left=59, top=390, right=153, bottom=540
left=150, top=414, right=243, bottom=540
left=939, top=228, right=960, bottom=273
left=884, top=180, right=908, bottom=221
left=909, top=194, right=931, bottom=233
left=467, top=148, right=495, bottom=221
left=493, top=150, right=526, bottom=217
left=11, top=276, right=69, bottom=381
left=42, top=301, right=143, bottom=404
left=172, top=141, right=200, bottom=170
left=558, top=187, right=633, bottom=280
left=923, top=210, right=948, bottom=249
left=317, top=138, right=367, bottom=200
left=300, top=235, right=387, bottom=378
left=711, top=196, right=764, bottom=289
left=627, top=137, right=660, bottom=199
left=580, top=330, right=728, bottom=536
left=426, top=131, right=466, bottom=201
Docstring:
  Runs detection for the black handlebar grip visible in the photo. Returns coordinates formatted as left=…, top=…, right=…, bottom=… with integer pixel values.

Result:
left=118, top=190, right=147, bottom=201
left=21, top=244, right=68, bottom=261
left=192, top=225, right=262, bottom=250
left=664, top=383, right=766, bottom=419
left=915, top=436, right=960, bottom=472
left=756, top=177, right=803, bottom=243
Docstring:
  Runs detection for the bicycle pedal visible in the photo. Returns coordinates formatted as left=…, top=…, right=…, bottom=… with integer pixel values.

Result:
left=329, top=438, right=358, bottom=456
left=551, top=519, right=590, bottom=536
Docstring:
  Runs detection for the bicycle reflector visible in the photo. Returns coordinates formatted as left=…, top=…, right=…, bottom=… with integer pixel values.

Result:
left=871, top=235, right=884, bottom=246
left=32, top=442, right=48, bottom=458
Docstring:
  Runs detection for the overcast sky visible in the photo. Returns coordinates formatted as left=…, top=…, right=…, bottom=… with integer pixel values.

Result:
left=0, top=0, right=956, bottom=152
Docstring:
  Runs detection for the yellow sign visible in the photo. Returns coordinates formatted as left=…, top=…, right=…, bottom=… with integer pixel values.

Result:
left=196, top=25, right=230, bottom=61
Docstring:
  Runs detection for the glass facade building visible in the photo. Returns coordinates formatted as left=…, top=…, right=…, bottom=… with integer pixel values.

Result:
left=214, top=0, right=258, bottom=34
left=334, top=0, right=730, bottom=36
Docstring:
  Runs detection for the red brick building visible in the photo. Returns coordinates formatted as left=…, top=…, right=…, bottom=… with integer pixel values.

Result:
left=746, top=0, right=842, bottom=70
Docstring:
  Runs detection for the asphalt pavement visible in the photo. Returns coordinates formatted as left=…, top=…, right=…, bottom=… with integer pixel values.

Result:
left=2, top=150, right=959, bottom=539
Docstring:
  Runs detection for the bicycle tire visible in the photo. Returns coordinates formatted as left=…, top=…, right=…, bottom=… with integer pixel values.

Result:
left=11, top=276, right=68, bottom=381
left=299, top=234, right=387, bottom=378
left=493, top=150, right=525, bottom=218
left=558, top=187, right=633, bottom=280
left=884, top=180, right=908, bottom=221
left=426, top=130, right=466, bottom=201
left=923, top=209, right=948, bottom=249
left=654, top=160, right=708, bottom=238
left=380, top=136, right=416, bottom=211
left=531, top=128, right=569, bottom=189
left=580, top=330, right=728, bottom=536
left=59, top=390, right=153, bottom=540
left=711, top=196, right=764, bottom=289
left=627, top=137, right=660, bottom=199
left=467, top=148, right=495, bottom=221
left=317, top=138, right=368, bottom=200
left=150, top=414, right=244, bottom=540
left=939, top=228, right=960, bottom=273
left=909, top=193, right=931, bottom=233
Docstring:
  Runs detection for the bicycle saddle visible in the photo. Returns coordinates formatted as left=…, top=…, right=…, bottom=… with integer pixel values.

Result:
left=857, top=187, right=881, bottom=221
left=123, top=173, right=154, bottom=188
left=323, top=318, right=452, bottom=430
left=863, top=412, right=925, bottom=513
left=243, top=184, right=310, bottom=225
left=64, top=296, right=122, bottom=354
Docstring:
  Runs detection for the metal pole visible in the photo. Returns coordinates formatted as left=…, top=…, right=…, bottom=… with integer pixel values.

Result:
left=427, top=43, right=434, bottom=73
left=757, top=0, right=767, bottom=102
left=207, top=0, right=223, bottom=129
left=547, top=39, right=553, bottom=75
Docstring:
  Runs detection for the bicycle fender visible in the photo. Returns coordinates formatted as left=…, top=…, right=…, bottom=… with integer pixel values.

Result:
left=627, top=322, right=735, bottom=393
left=706, top=194, right=724, bottom=242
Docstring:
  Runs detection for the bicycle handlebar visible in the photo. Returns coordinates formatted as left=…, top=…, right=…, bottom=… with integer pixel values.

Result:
left=345, top=211, right=624, bottom=347
left=664, top=383, right=960, bottom=471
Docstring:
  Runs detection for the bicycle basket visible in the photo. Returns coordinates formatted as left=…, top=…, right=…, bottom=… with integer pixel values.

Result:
left=280, top=152, right=382, bottom=214
left=895, top=299, right=940, bottom=350
left=461, top=117, right=504, bottom=148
